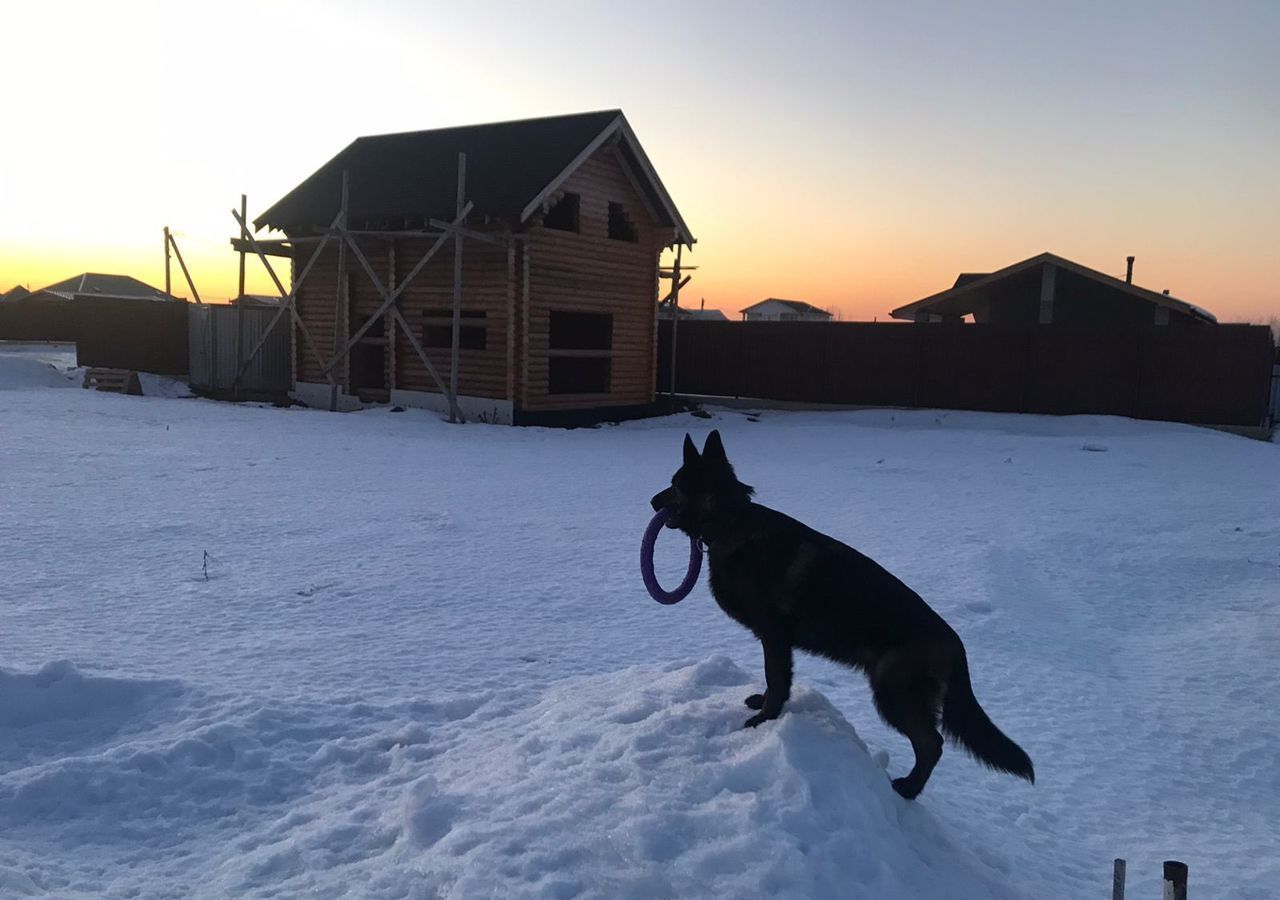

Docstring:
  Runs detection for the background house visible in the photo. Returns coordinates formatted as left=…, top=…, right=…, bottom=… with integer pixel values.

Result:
left=740, top=298, right=832, bottom=322
left=890, top=252, right=1216, bottom=326
left=254, top=109, right=693, bottom=424
left=659, top=304, right=727, bottom=321
left=0, top=273, right=175, bottom=343
left=24, top=273, right=172, bottom=304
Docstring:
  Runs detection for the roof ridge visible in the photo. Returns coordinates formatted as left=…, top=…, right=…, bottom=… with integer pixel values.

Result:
left=354, top=109, right=623, bottom=143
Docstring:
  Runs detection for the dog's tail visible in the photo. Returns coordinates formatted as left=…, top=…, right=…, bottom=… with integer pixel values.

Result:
left=941, top=654, right=1035, bottom=783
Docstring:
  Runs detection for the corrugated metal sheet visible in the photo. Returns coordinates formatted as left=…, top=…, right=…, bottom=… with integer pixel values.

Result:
left=189, top=304, right=291, bottom=396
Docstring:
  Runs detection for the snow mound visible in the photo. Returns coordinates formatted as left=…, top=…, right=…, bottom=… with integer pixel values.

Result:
left=0, top=659, right=1021, bottom=898
left=217, top=658, right=1021, bottom=899
left=0, top=355, right=77, bottom=390
left=0, top=661, right=184, bottom=769
left=137, top=372, right=194, bottom=398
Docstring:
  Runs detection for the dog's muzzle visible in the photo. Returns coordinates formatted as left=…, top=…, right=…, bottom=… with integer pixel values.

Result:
left=650, top=488, right=683, bottom=528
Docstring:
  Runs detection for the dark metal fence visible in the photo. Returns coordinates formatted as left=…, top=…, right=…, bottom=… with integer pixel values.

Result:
left=658, top=321, right=1275, bottom=427
left=73, top=296, right=190, bottom=375
left=0, top=300, right=77, bottom=342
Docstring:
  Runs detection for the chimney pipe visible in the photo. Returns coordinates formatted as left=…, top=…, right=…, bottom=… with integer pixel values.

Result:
left=1125, top=256, right=1134, bottom=284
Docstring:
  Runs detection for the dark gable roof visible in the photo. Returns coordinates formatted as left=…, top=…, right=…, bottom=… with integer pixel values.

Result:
left=740, top=298, right=831, bottom=316
left=3, top=285, right=32, bottom=301
left=255, top=110, right=692, bottom=243
left=37, top=273, right=170, bottom=302
left=891, top=252, right=1217, bottom=324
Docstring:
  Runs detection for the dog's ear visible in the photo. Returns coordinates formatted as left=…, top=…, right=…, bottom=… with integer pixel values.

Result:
left=703, top=429, right=727, bottom=463
left=683, top=433, right=700, bottom=466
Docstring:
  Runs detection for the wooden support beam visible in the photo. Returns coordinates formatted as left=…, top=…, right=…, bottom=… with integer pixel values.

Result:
left=388, top=241, right=397, bottom=391
left=668, top=244, right=683, bottom=404
left=233, top=228, right=336, bottom=389
left=230, top=206, right=337, bottom=388
left=236, top=194, right=247, bottom=400
left=330, top=221, right=463, bottom=421
left=450, top=152, right=466, bottom=424
left=388, top=303, right=461, bottom=419
left=426, top=219, right=503, bottom=245
left=230, top=237, right=294, bottom=257
left=506, top=236, right=516, bottom=403
left=163, top=226, right=172, bottom=296
left=237, top=195, right=248, bottom=300
left=330, top=172, right=350, bottom=410
left=323, top=221, right=455, bottom=373
left=521, top=242, right=530, bottom=411
left=658, top=275, right=692, bottom=307
left=167, top=231, right=202, bottom=304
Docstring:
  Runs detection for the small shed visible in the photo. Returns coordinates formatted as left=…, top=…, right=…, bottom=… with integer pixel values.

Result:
left=249, top=109, right=694, bottom=424
left=890, top=252, right=1217, bottom=326
left=740, top=299, right=832, bottom=322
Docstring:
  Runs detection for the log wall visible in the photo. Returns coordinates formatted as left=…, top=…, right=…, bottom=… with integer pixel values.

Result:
left=522, top=144, right=666, bottom=411
left=293, top=235, right=512, bottom=400
left=289, top=141, right=672, bottom=414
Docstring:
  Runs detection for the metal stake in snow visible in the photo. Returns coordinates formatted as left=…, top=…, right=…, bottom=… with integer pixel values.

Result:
left=640, top=507, right=703, bottom=604
left=1112, top=858, right=1126, bottom=900
left=1163, top=861, right=1188, bottom=900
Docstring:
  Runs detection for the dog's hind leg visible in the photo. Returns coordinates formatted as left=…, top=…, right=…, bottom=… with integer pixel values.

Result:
left=870, top=650, right=945, bottom=799
left=744, top=635, right=792, bottom=728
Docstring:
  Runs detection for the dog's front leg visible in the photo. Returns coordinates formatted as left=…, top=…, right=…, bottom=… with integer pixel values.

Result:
left=744, top=636, right=792, bottom=728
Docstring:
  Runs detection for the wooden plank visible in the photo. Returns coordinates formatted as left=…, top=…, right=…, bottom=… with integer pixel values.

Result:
left=388, top=241, right=397, bottom=390
left=231, top=207, right=337, bottom=387
left=450, top=152, right=466, bottom=422
left=323, top=214, right=464, bottom=378
left=167, top=232, right=203, bottom=304
left=390, top=304, right=464, bottom=421
left=507, top=237, right=516, bottom=402
left=427, top=219, right=504, bottom=245
left=230, top=237, right=293, bottom=257
left=332, top=171, right=349, bottom=410
left=520, top=116, right=622, bottom=222
left=521, top=243, right=531, bottom=410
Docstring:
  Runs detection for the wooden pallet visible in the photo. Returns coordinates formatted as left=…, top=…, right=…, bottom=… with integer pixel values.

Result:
left=83, top=368, right=143, bottom=395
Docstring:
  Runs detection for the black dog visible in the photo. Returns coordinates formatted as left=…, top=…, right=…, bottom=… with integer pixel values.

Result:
left=651, top=430, right=1034, bottom=799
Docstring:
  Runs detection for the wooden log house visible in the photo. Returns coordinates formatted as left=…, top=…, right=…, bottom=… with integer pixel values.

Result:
left=251, top=110, right=694, bottom=424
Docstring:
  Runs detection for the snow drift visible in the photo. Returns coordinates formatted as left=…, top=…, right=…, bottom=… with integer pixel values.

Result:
left=4, top=344, right=1278, bottom=898
left=0, top=355, right=77, bottom=391
left=0, top=659, right=1020, bottom=899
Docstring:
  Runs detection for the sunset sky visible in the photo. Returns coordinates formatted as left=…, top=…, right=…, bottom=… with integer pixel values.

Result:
left=2, top=1, right=1276, bottom=322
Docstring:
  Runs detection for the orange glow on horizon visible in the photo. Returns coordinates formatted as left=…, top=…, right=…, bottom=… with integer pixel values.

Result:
left=2, top=2, right=1276, bottom=326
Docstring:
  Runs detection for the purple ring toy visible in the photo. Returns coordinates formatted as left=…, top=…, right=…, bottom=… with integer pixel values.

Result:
left=640, top=507, right=703, bottom=604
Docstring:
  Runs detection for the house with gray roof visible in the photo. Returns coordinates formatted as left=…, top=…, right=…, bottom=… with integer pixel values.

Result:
left=739, top=298, right=833, bottom=322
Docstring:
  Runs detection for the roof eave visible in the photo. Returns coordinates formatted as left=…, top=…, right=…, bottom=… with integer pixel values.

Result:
left=517, top=113, right=695, bottom=247
left=891, top=252, right=1216, bottom=322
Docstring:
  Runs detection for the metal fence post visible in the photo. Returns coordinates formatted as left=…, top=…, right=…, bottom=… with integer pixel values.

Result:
left=1163, top=860, right=1188, bottom=900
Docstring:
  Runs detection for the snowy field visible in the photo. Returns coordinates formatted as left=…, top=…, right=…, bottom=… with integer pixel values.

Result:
left=2, top=344, right=1278, bottom=899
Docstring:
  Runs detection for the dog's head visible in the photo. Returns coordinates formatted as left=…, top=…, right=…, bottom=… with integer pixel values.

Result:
left=650, top=430, right=753, bottom=539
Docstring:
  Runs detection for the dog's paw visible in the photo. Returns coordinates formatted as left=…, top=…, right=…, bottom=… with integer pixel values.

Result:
left=891, top=776, right=922, bottom=800
left=744, top=693, right=765, bottom=710
left=742, top=712, right=773, bottom=729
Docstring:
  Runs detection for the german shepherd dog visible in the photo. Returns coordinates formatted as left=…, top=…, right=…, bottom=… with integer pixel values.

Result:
left=651, top=430, right=1034, bottom=799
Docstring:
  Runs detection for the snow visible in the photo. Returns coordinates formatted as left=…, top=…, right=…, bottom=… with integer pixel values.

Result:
left=2, top=346, right=1279, bottom=898
left=0, top=343, right=77, bottom=390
